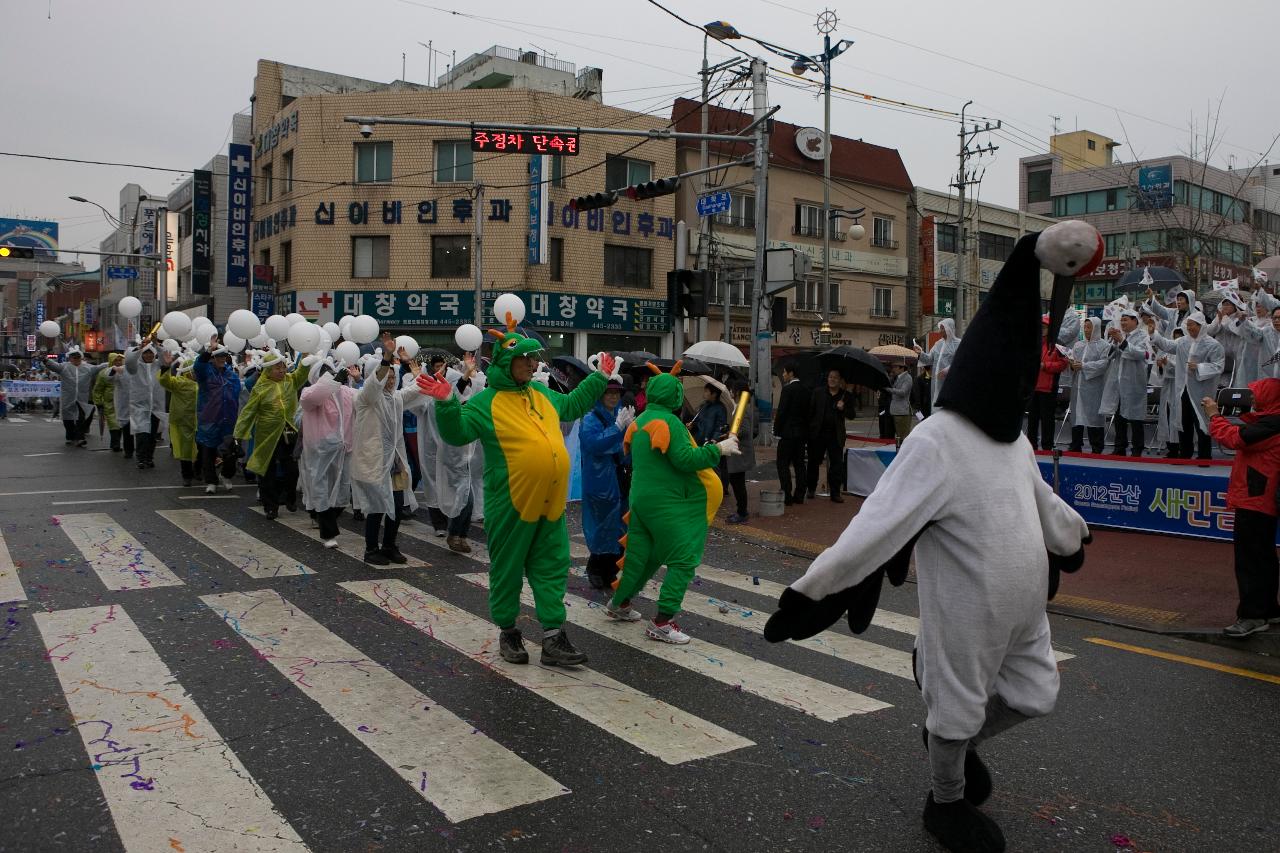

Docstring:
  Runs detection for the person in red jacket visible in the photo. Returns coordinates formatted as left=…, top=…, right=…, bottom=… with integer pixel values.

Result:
left=1204, top=378, right=1280, bottom=637
left=1027, top=315, right=1069, bottom=451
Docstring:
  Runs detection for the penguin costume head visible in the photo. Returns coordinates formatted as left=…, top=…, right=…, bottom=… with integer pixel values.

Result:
left=935, top=220, right=1103, bottom=442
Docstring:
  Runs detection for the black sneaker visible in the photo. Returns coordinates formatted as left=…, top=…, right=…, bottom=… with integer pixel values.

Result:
left=380, top=547, right=408, bottom=565
left=352, top=509, right=365, bottom=521
left=922, top=792, right=1005, bottom=853
left=540, top=628, right=587, bottom=667
left=922, top=728, right=992, bottom=806
left=264, top=507, right=279, bottom=520
left=137, top=461, right=147, bottom=469
left=286, top=501, right=297, bottom=512
left=364, top=550, right=390, bottom=566
left=76, top=439, right=87, bottom=448
left=499, top=629, right=529, bottom=664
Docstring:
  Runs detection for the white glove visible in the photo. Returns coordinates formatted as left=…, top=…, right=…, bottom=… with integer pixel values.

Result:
left=614, top=405, right=636, bottom=432
left=716, top=434, right=741, bottom=456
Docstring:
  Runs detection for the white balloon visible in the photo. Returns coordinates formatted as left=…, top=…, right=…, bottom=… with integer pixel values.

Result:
left=155, top=325, right=171, bottom=341
left=285, top=312, right=306, bottom=326
left=338, top=315, right=353, bottom=334
left=322, top=322, right=341, bottom=342
left=222, top=331, right=247, bottom=353
left=263, top=314, right=290, bottom=341
left=162, top=338, right=182, bottom=353
left=162, top=311, right=193, bottom=340
left=249, top=332, right=270, bottom=348
left=227, top=309, right=261, bottom=340
left=287, top=322, right=322, bottom=353
left=192, top=318, right=216, bottom=339
left=317, top=331, right=332, bottom=353
left=394, top=335, right=420, bottom=359
left=454, top=323, right=484, bottom=352
left=335, top=340, right=362, bottom=366
left=349, top=314, right=379, bottom=344
left=38, top=320, right=60, bottom=338
left=493, top=293, right=526, bottom=327
left=118, top=295, right=143, bottom=319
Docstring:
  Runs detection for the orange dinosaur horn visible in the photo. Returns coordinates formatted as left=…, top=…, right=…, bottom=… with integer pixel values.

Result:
left=646, top=361, right=662, bottom=375
left=504, top=311, right=517, bottom=332
left=487, top=328, right=507, bottom=341
left=670, top=360, right=683, bottom=376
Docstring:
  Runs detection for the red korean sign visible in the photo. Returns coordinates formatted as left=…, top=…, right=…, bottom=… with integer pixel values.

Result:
left=470, top=129, right=579, bottom=156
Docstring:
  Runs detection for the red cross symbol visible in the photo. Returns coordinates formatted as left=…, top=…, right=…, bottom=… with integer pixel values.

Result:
left=317, top=293, right=333, bottom=309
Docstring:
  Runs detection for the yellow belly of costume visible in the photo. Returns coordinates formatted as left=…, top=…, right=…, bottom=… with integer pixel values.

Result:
left=493, top=389, right=571, bottom=522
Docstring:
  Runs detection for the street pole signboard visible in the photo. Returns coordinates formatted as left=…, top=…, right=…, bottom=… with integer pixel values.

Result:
left=192, top=169, right=213, bottom=295
left=106, top=266, right=139, bottom=280
left=696, top=191, right=732, bottom=217
left=226, top=143, right=252, bottom=287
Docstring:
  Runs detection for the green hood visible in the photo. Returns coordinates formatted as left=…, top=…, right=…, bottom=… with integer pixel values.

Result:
left=645, top=373, right=685, bottom=412
left=486, top=329, right=544, bottom=391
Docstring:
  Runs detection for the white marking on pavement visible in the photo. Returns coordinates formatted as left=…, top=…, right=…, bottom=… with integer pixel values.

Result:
left=0, top=531, right=23, bottom=603
left=23, top=452, right=63, bottom=457
left=51, top=499, right=129, bottom=506
left=253, top=507, right=430, bottom=568
left=53, top=513, right=183, bottom=591
left=342, top=579, right=753, bottom=764
left=203, top=589, right=567, bottom=822
left=176, top=494, right=241, bottom=500
left=460, top=573, right=887, bottom=722
left=33, top=604, right=307, bottom=850
left=159, top=509, right=314, bottom=578
left=0, top=484, right=258, bottom=498
left=7, top=417, right=29, bottom=423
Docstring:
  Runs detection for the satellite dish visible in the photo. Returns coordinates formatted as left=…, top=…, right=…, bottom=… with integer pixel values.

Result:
left=795, top=127, right=827, bottom=161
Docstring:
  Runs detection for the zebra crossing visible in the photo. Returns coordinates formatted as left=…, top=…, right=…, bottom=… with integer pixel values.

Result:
left=4, top=501, right=1081, bottom=847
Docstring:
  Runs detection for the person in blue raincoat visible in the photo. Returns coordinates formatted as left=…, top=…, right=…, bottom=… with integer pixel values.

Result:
left=580, top=378, right=635, bottom=589
left=192, top=338, right=242, bottom=493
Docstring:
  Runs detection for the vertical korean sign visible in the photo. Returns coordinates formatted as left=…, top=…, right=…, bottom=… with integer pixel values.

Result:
left=226, top=143, right=252, bottom=287
left=528, top=155, right=548, bottom=265
left=192, top=169, right=213, bottom=295
left=920, top=215, right=936, bottom=315
left=163, top=210, right=179, bottom=302
left=251, top=264, right=274, bottom=322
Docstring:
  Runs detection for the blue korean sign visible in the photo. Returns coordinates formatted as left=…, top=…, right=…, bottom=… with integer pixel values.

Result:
left=226, top=143, right=252, bottom=287
left=35, top=300, right=44, bottom=324
left=697, top=191, right=732, bottom=217
left=106, top=266, right=139, bottom=280
left=332, top=290, right=670, bottom=333
left=528, top=155, right=547, bottom=265
left=1137, top=164, right=1173, bottom=210
left=252, top=289, right=274, bottom=323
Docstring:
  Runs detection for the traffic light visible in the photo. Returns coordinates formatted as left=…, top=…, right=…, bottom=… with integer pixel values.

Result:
left=0, top=246, right=35, bottom=259
left=569, top=191, right=618, bottom=212
left=667, top=269, right=709, bottom=319
left=626, top=177, right=680, bottom=201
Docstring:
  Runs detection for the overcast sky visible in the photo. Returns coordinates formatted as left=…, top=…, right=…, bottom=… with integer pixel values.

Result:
left=3, top=0, right=1275, bottom=264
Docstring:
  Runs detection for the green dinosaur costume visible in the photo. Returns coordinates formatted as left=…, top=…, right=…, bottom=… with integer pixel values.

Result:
left=435, top=330, right=607, bottom=630
left=610, top=371, right=723, bottom=618
left=233, top=360, right=309, bottom=476
left=158, top=367, right=199, bottom=463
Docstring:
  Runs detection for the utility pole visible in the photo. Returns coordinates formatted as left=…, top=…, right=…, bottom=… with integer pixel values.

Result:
left=951, top=102, right=999, bottom=332
left=674, top=221, right=688, bottom=354
left=473, top=183, right=485, bottom=325
left=749, top=56, right=772, bottom=421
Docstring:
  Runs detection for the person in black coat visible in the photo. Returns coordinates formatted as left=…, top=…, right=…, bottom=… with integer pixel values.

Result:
left=772, top=361, right=810, bottom=505
left=808, top=369, right=852, bottom=503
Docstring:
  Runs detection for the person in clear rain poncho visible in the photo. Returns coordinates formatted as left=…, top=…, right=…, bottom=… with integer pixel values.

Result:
left=233, top=349, right=309, bottom=517
left=1100, top=309, right=1152, bottom=456
left=1066, top=317, right=1109, bottom=454
left=47, top=346, right=110, bottom=447
left=299, top=356, right=357, bottom=548
left=1153, top=311, right=1225, bottom=459
left=157, top=353, right=200, bottom=485
left=914, top=318, right=962, bottom=409
left=125, top=337, right=167, bottom=469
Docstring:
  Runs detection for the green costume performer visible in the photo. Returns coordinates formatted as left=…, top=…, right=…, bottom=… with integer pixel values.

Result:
left=158, top=363, right=199, bottom=464
left=429, top=323, right=611, bottom=667
left=608, top=370, right=728, bottom=645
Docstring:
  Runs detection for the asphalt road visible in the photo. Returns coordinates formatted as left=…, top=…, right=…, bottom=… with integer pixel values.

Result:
left=1, top=415, right=1278, bottom=853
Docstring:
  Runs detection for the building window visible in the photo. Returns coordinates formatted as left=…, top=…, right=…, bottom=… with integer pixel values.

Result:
left=604, top=244, right=652, bottom=288
left=604, top=155, right=652, bottom=192
left=1087, top=139, right=1097, bottom=151
left=872, top=217, right=896, bottom=248
left=282, top=151, right=294, bottom=194
left=978, top=231, right=1016, bottom=261
left=435, top=141, right=472, bottom=183
left=551, top=156, right=565, bottom=188
left=937, top=286, right=956, bottom=316
left=549, top=237, right=564, bottom=281
left=714, top=270, right=750, bottom=307
left=260, top=248, right=270, bottom=271
left=280, top=240, right=292, bottom=284
left=794, top=203, right=826, bottom=238
left=714, top=193, right=755, bottom=229
left=1026, top=170, right=1051, bottom=204
left=355, top=141, right=393, bottom=183
left=431, top=235, right=471, bottom=278
left=872, top=286, right=894, bottom=317
left=351, top=236, right=390, bottom=278
left=937, top=223, right=958, bottom=253
left=261, top=163, right=273, bottom=202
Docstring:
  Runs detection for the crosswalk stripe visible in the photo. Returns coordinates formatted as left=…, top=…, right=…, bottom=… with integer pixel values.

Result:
left=0, top=531, right=23, bottom=603
left=33, top=604, right=307, bottom=851
left=158, top=509, right=314, bottom=578
left=341, top=578, right=754, bottom=765
left=459, top=572, right=889, bottom=722
left=202, top=589, right=567, bottom=822
left=8, top=417, right=29, bottom=423
left=571, top=567, right=916, bottom=681
left=54, top=513, right=183, bottom=591
left=252, top=507, right=430, bottom=568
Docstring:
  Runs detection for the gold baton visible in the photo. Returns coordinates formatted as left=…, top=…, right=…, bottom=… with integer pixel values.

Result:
left=729, top=390, right=750, bottom=436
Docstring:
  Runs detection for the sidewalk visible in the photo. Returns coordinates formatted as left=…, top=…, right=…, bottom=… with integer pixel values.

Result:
left=718, top=439, right=1272, bottom=650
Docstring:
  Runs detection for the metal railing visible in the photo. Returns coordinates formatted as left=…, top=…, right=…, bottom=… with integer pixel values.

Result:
left=439, top=46, right=576, bottom=88
left=871, top=236, right=899, bottom=249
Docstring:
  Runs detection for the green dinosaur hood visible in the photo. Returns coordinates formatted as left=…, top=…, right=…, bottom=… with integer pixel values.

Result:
left=644, top=372, right=685, bottom=413
left=486, top=329, right=544, bottom=391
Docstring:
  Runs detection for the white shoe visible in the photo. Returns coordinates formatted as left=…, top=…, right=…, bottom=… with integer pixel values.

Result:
left=605, top=602, right=643, bottom=622
left=322, top=538, right=339, bottom=549
left=204, top=484, right=217, bottom=495
left=219, top=476, right=233, bottom=492
left=645, top=619, right=690, bottom=644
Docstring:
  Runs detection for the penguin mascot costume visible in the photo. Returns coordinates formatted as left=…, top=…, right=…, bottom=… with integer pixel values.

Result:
left=765, top=220, right=1102, bottom=853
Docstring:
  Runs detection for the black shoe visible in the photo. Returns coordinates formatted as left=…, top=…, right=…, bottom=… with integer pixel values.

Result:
left=922, top=792, right=1005, bottom=853
left=586, top=573, right=609, bottom=590
left=831, top=493, right=844, bottom=503
left=380, top=547, right=408, bottom=565
left=65, top=440, right=74, bottom=446
left=123, top=452, right=133, bottom=459
left=183, top=478, right=193, bottom=487
left=137, top=461, right=147, bottom=469
left=499, top=629, right=530, bottom=664
left=364, top=550, right=390, bottom=566
left=76, top=439, right=87, bottom=447
left=352, top=509, right=365, bottom=521
left=922, top=729, right=993, bottom=806
left=540, top=628, right=587, bottom=667
left=286, top=501, right=297, bottom=512
left=264, top=507, right=279, bottom=520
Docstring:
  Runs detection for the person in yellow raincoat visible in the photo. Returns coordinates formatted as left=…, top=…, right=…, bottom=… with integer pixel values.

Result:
left=91, top=354, right=124, bottom=453
left=158, top=353, right=200, bottom=486
left=234, top=350, right=308, bottom=518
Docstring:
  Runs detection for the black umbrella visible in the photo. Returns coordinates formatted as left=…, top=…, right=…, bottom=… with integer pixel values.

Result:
left=1115, top=265, right=1187, bottom=292
left=552, top=355, right=591, bottom=380
left=550, top=355, right=592, bottom=392
left=516, top=326, right=549, bottom=349
left=817, top=346, right=889, bottom=390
